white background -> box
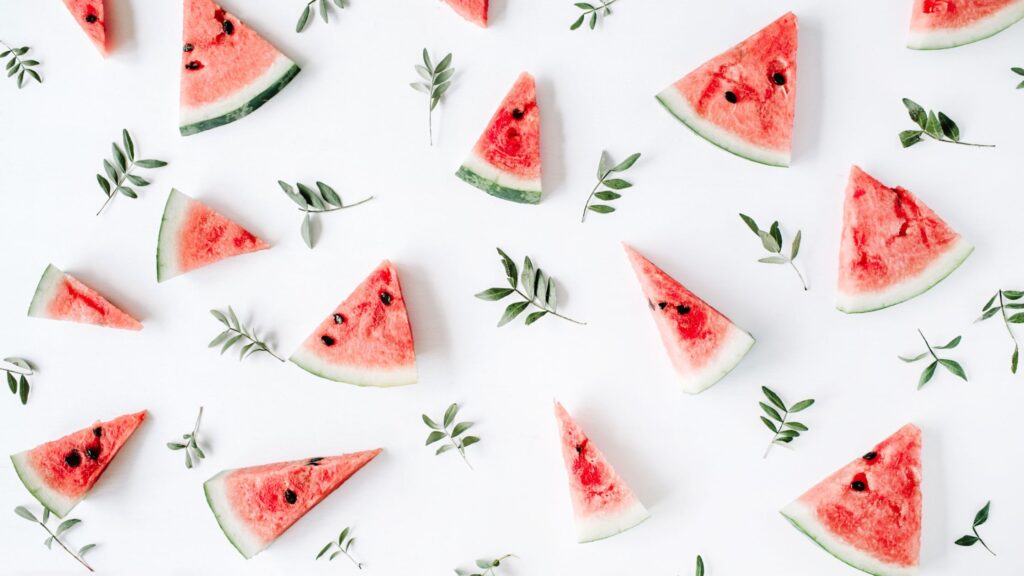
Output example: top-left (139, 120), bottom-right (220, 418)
top-left (1, 0), bottom-right (1023, 574)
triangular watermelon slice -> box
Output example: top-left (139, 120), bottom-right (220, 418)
top-left (624, 245), bottom-right (754, 394)
top-left (781, 424), bottom-right (922, 576)
top-left (554, 401), bottom-right (649, 543)
top-left (656, 13), bottom-right (798, 167)
top-left (440, 0), bottom-right (488, 27)
top-left (204, 449), bottom-right (381, 559)
top-left (837, 166), bottom-right (973, 314)
top-left (180, 0), bottom-right (301, 136)
top-left (156, 189), bottom-right (269, 282)
top-left (11, 411), bottom-right (146, 517)
top-left (28, 264), bottom-right (142, 330)
top-left (908, 0), bottom-right (1024, 49)
top-left (456, 72), bottom-right (542, 204)
top-left (290, 261), bottom-right (417, 387)
top-left (62, 0), bottom-right (109, 56)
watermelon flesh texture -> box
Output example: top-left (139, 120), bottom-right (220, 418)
top-left (157, 189), bottom-right (268, 282)
top-left (837, 166), bottom-right (973, 314)
top-left (554, 402), bottom-right (649, 543)
top-left (781, 424), bottom-right (922, 576)
top-left (656, 12), bottom-right (797, 167)
top-left (441, 0), bottom-right (488, 27)
top-left (624, 245), bottom-right (754, 394)
top-left (63, 0), bottom-right (108, 56)
top-left (27, 264), bottom-right (142, 330)
top-left (204, 449), bottom-right (381, 559)
top-left (908, 0), bottom-right (1024, 49)
top-left (456, 72), bottom-right (542, 204)
top-left (290, 260), bottom-right (417, 387)
top-left (180, 0), bottom-right (300, 136)
top-left (10, 411), bottom-right (146, 518)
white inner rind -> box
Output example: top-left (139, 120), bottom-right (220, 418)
top-left (461, 151), bottom-right (542, 194)
top-left (10, 452), bottom-right (78, 518)
top-left (156, 189), bottom-right (191, 282)
top-left (204, 471), bottom-right (266, 559)
top-left (907, 2), bottom-right (1024, 49)
top-left (27, 264), bottom-right (66, 318)
top-left (679, 325), bottom-right (756, 394)
top-left (180, 54), bottom-right (296, 127)
top-left (289, 348), bottom-right (417, 388)
top-left (576, 499), bottom-right (650, 543)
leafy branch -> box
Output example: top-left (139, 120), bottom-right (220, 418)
top-left (475, 248), bottom-right (585, 327)
top-left (899, 98), bottom-right (993, 148)
top-left (14, 506), bottom-right (96, 572)
top-left (410, 49), bottom-right (454, 145)
top-left (277, 180), bottom-right (373, 249)
top-left (977, 290), bottom-right (1024, 373)
top-left (166, 407), bottom-right (207, 469)
top-left (455, 554), bottom-right (516, 576)
top-left (316, 526), bottom-right (362, 569)
top-left (581, 151), bottom-right (640, 222)
top-left (2, 356), bottom-right (33, 405)
top-left (296, 0), bottom-right (345, 32)
top-left (1013, 67), bottom-right (1024, 90)
top-left (209, 307), bottom-right (285, 362)
top-left (759, 387), bottom-right (814, 458)
top-left (899, 329), bottom-right (967, 389)
top-left (423, 403), bottom-right (479, 469)
top-left (570, 0), bottom-right (619, 30)
top-left (739, 214), bottom-right (807, 291)
top-left (955, 501), bottom-right (995, 556)
top-left (95, 129), bottom-right (167, 215)
top-left (1, 41), bottom-right (42, 88)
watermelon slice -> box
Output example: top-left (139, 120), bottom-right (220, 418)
top-left (837, 166), bottom-right (973, 314)
top-left (656, 13), bottom-right (798, 167)
top-left (290, 261), bottom-right (417, 387)
top-left (180, 0), bottom-right (301, 136)
top-left (62, 0), bottom-right (109, 56)
top-left (908, 0), bottom-right (1024, 49)
top-left (554, 401), bottom-right (649, 542)
top-left (624, 245), bottom-right (754, 394)
top-left (11, 411), bottom-right (146, 518)
top-left (440, 0), bottom-right (488, 27)
top-left (28, 264), bottom-right (142, 330)
top-left (204, 449), bottom-right (381, 559)
top-left (781, 424), bottom-right (922, 576)
top-left (156, 189), bottom-right (269, 282)
top-left (456, 73), bottom-right (542, 204)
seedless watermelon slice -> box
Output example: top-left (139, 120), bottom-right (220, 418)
top-left (28, 264), bottom-right (142, 330)
top-left (781, 424), bottom-right (922, 576)
top-left (62, 0), bottom-right (108, 56)
top-left (656, 13), bottom-right (798, 167)
top-left (11, 411), bottom-right (146, 517)
top-left (204, 449), bottom-right (381, 559)
top-left (440, 0), bottom-right (488, 27)
top-left (908, 0), bottom-right (1024, 49)
top-left (554, 402), bottom-right (649, 542)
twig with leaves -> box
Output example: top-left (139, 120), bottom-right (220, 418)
top-left (166, 407), bottom-right (207, 469)
top-left (277, 180), bottom-right (373, 249)
top-left (95, 129), bottom-right (167, 215)
top-left (296, 0), bottom-right (345, 32)
top-left (209, 307), bottom-right (285, 362)
top-left (476, 248), bottom-right (585, 327)
top-left (455, 554), bottom-right (516, 576)
top-left (759, 386), bottom-right (814, 459)
top-left (410, 49), bottom-right (453, 145)
top-left (899, 330), bottom-right (967, 389)
top-left (14, 506), bottom-right (96, 572)
top-left (2, 356), bottom-right (33, 405)
top-left (739, 214), bottom-right (807, 291)
top-left (977, 290), bottom-right (1024, 373)
top-left (581, 151), bottom-right (640, 222)
top-left (899, 98), bottom-right (993, 148)
top-left (1012, 67), bottom-right (1024, 90)
top-left (955, 501), bottom-right (995, 556)
top-left (569, 0), bottom-right (619, 30)
top-left (695, 555), bottom-right (705, 576)
top-left (1, 41), bottom-right (42, 88)
top-left (423, 403), bottom-right (479, 469)
top-left (316, 526), bottom-right (362, 569)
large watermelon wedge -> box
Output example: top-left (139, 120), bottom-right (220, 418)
top-left (62, 0), bottom-right (109, 56)
top-left (157, 189), bottom-right (269, 282)
top-left (656, 13), bottom-right (797, 167)
top-left (554, 402), bottom-right (649, 542)
top-left (624, 244), bottom-right (754, 394)
top-left (781, 424), bottom-right (922, 576)
top-left (180, 0), bottom-right (301, 136)
top-left (456, 73), bottom-right (542, 204)
top-left (290, 261), bottom-right (417, 387)
top-left (908, 0), bottom-right (1024, 49)
top-left (11, 411), bottom-right (146, 518)
top-left (440, 0), bottom-right (488, 27)
top-left (204, 449), bottom-right (381, 559)
top-left (28, 264), bottom-right (142, 330)
top-left (837, 166), bottom-right (973, 314)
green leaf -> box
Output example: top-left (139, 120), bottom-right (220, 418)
top-left (320, 0), bottom-right (329, 23)
top-left (790, 230), bottom-right (801, 260)
top-left (758, 230), bottom-right (781, 253)
top-left (939, 359), bottom-right (967, 380)
top-left (696, 555), bottom-right (704, 576)
top-left (410, 82), bottom-right (430, 94)
top-left (436, 444), bottom-right (454, 455)
top-left (317, 542), bottom-right (333, 560)
top-left (570, 14), bottom-right (585, 30)
top-left (1013, 67), bottom-right (1024, 76)
top-left (220, 335), bottom-right (242, 355)
top-left (56, 518), bottom-right (81, 536)
top-left (117, 186), bottom-right (137, 198)
top-left (925, 110), bottom-right (942, 139)
top-left (918, 361), bottom-right (937, 389)
top-left (769, 221), bottom-right (783, 249)
top-left (602, 178), bottom-right (632, 190)
top-left (434, 68), bottom-right (455, 84)
top-left (762, 387), bottom-right (785, 411)
top-left (937, 112), bottom-right (959, 142)
top-left (899, 352), bottom-right (929, 362)
top-left (227, 307), bottom-right (240, 329)
top-left (443, 403), bottom-right (459, 428)
top-left (338, 527), bottom-right (350, 545)
top-left (122, 130), bottom-right (135, 161)
top-left (431, 81), bottom-right (452, 101)
top-left (19, 375), bottom-right (29, 405)
top-left (25, 68), bottom-right (41, 83)
top-left (774, 436), bottom-right (793, 444)
top-left (777, 429), bottom-right (800, 438)
top-left (14, 506), bottom-right (37, 522)
top-left (902, 98), bottom-right (927, 129)
top-left (208, 330), bottom-right (230, 348)
top-left (955, 535), bottom-right (979, 546)
top-left (575, 2), bottom-right (595, 7)
top-left (976, 307), bottom-right (1000, 322)
top-left (42, 508), bottom-right (49, 524)
top-left (296, 5), bottom-right (312, 32)
top-left (760, 416), bottom-right (778, 433)
top-left (210, 309), bottom-right (228, 325)
top-left (525, 310), bottom-right (547, 325)
top-left (899, 130), bottom-right (923, 148)
top-left (278, 180), bottom-right (307, 207)
top-left (422, 48), bottom-right (432, 71)
top-left (316, 181), bottom-right (343, 207)
top-left (112, 143), bottom-right (127, 172)
top-left (425, 431), bottom-right (445, 445)
top-left (475, 287), bottom-right (514, 301)
top-left (594, 191), bottom-right (621, 201)
top-left (7, 372), bottom-right (16, 393)
top-left (297, 183), bottom-right (325, 210)
top-left (435, 53), bottom-right (453, 74)
top-left (588, 204), bottom-right (615, 214)
top-left (422, 414), bottom-right (440, 430)
top-left (496, 248), bottom-right (518, 288)
top-left (135, 159), bottom-right (167, 168)
top-left (1013, 346), bottom-right (1019, 374)
top-left (973, 501), bottom-right (991, 526)
top-left (759, 402), bottom-right (783, 422)
top-left (451, 422), bottom-right (473, 437)
top-left (611, 152), bottom-right (641, 172)
top-left (1002, 290), bottom-right (1024, 300)
top-left (461, 436), bottom-right (480, 447)
top-left (934, 335), bottom-right (961, 349)
top-left (476, 559), bottom-right (492, 569)
top-left (125, 174), bottom-right (149, 186)
top-left (301, 212), bottom-right (313, 249)
top-left (103, 159), bottom-right (118, 182)
top-left (1007, 312), bottom-right (1024, 324)
top-left (520, 257), bottom-right (536, 299)
top-left (739, 213), bottom-right (759, 235)
top-left (590, 11), bottom-right (597, 28)
top-left (785, 422), bottom-right (808, 431)
top-left (758, 256), bottom-right (788, 264)
top-left (789, 399), bottom-right (815, 413)
top-left (78, 544), bottom-right (96, 557)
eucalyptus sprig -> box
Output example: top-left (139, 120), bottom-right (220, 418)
top-left (1, 41), bottom-right (42, 88)
top-left (739, 214), bottom-right (807, 291)
top-left (569, 0), bottom-right (619, 30)
top-left (455, 554), bottom-right (516, 576)
top-left (1012, 67), bottom-right (1024, 90)
top-left (166, 407), bottom-right (206, 469)
top-left (899, 98), bottom-right (994, 148)
top-left (759, 386), bottom-right (814, 459)
top-left (977, 290), bottom-right (1024, 373)
top-left (409, 49), bottom-right (453, 145)
top-left (580, 151), bottom-right (640, 222)
top-left (14, 506), bottom-right (96, 572)
top-left (277, 180), bottom-right (373, 249)
top-left (316, 526), bottom-right (362, 569)
top-left (695, 555), bottom-right (705, 576)
top-left (296, 0), bottom-right (345, 32)
top-left (2, 356), bottom-right (33, 405)
top-left (423, 403), bottom-right (479, 469)
top-left (475, 248), bottom-right (585, 327)
top-left (899, 329), bottom-right (967, 389)
top-left (95, 129), bottom-right (167, 215)
top-left (955, 501), bottom-right (995, 556)
top-left (209, 307), bottom-right (285, 362)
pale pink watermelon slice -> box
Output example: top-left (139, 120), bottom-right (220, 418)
top-left (28, 264), bottom-right (142, 330)
top-left (837, 166), bottom-right (973, 314)
top-left (624, 244), bottom-right (754, 394)
top-left (11, 411), bottom-right (146, 517)
top-left (62, 0), bottom-right (109, 56)
top-left (908, 0), bottom-right (1024, 49)
top-left (290, 261), bottom-right (417, 386)
top-left (180, 0), bottom-right (301, 136)
top-left (204, 449), bottom-right (381, 558)
top-left (440, 0), bottom-right (488, 27)
top-left (156, 189), bottom-right (269, 282)
top-left (554, 401), bottom-right (649, 542)
top-left (656, 13), bottom-right (798, 167)
top-left (781, 424), bottom-right (922, 576)
top-left (456, 73), bottom-right (542, 204)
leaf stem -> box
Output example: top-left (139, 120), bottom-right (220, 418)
top-left (997, 290), bottom-right (1021, 354)
top-left (190, 406), bottom-right (204, 441)
top-left (512, 288), bottom-right (586, 325)
top-left (581, 0), bottom-right (619, 17)
top-left (918, 329), bottom-right (937, 361)
top-left (789, 260), bottom-right (808, 291)
top-left (764, 409), bottom-right (789, 459)
top-left (294, 196), bottom-right (375, 212)
top-left (226, 326), bottom-right (285, 362)
top-left (581, 169), bottom-right (612, 223)
top-left (340, 547), bottom-right (363, 569)
top-left (36, 520), bottom-right (94, 572)
top-left (974, 526), bottom-right (996, 556)
top-left (96, 159), bottom-right (140, 216)
top-left (926, 134), bottom-right (994, 148)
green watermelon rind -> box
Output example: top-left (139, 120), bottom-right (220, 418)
top-left (179, 58), bottom-right (300, 137)
top-left (10, 452), bottom-right (77, 519)
top-left (289, 347), bottom-right (418, 388)
top-left (456, 164), bottom-right (542, 205)
top-left (907, 2), bottom-right (1024, 50)
top-left (576, 500), bottom-right (651, 543)
top-left (26, 264), bottom-right (66, 319)
top-left (155, 189), bottom-right (191, 283)
top-left (204, 471), bottom-right (264, 559)
top-left (680, 326), bottom-right (756, 394)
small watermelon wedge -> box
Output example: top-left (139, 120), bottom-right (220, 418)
top-left (28, 264), bottom-right (142, 330)
top-left (440, 0), bottom-right (488, 27)
top-left (908, 0), bottom-right (1024, 49)
top-left (554, 401), bottom-right (649, 542)
top-left (11, 411), bottom-right (146, 518)
top-left (837, 166), bottom-right (973, 314)
top-left (290, 261), bottom-right (417, 387)
top-left (456, 73), bottom-right (542, 204)
top-left (656, 13), bottom-right (798, 167)
top-left (157, 189), bottom-right (269, 282)
top-left (180, 0), bottom-right (301, 136)
top-left (62, 0), bottom-right (109, 56)
top-left (781, 424), bottom-right (922, 576)
top-left (204, 449), bottom-right (381, 559)
top-left (624, 245), bottom-right (754, 394)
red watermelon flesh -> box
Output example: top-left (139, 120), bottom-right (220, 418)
top-left (908, 0), bottom-right (1024, 49)
top-left (62, 0), bottom-right (109, 56)
top-left (27, 264), bottom-right (142, 330)
top-left (441, 0), bottom-right (488, 27)
top-left (781, 424), bottom-right (922, 576)
top-left (11, 411), bottom-right (146, 518)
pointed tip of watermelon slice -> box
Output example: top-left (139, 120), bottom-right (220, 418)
top-left (28, 264), bottom-right (143, 331)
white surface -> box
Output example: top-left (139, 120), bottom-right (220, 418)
top-left (1, 1), bottom-right (1023, 575)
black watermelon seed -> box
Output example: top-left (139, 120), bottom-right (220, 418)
top-left (724, 91), bottom-right (738, 104)
top-left (863, 451), bottom-right (878, 461)
top-left (183, 43), bottom-right (194, 52)
top-left (64, 451), bottom-right (82, 468)
top-left (512, 108), bottom-right (524, 119)
top-left (284, 489), bottom-right (297, 504)
top-left (574, 444), bottom-right (582, 454)
top-left (772, 72), bottom-right (786, 86)
top-left (658, 302), bottom-right (668, 310)
top-left (185, 61), bottom-right (202, 70)
top-left (851, 480), bottom-right (866, 492)
top-left (85, 447), bottom-right (100, 460)
top-left (333, 313), bottom-right (345, 325)
top-left (222, 20), bottom-right (234, 35)
top-left (85, 14), bottom-right (98, 23)
top-left (321, 335), bottom-right (336, 346)
top-left (307, 457), bottom-right (323, 466)
top-left (380, 292), bottom-right (393, 305)
top-left (92, 427), bottom-right (103, 437)
top-left (676, 305), bottom-right (691, 315)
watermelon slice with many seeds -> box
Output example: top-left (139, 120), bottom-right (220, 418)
top-left (11, 411), bottom-right (146, 517)
top-left (781, 424), bottom-right (922, 576)
top-left (908, 0), bottom-right (1024, 49)
top-left (440, 0), bottom-right (488, 27)
top-left (62, 0), bottom-right (109, 56)
top-left (28, 264), bottom-right (142, 330)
